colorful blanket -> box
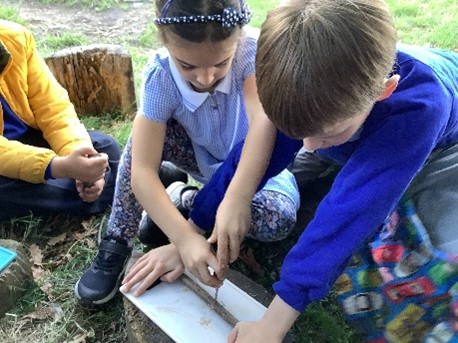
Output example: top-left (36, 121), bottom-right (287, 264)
top-left (335, 200), bottom-right (458, 343)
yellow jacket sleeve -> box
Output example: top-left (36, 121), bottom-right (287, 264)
top-left (0, 20), bottom-right (92, 183)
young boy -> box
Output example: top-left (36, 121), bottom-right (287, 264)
top-left (224, 0), bottom-right (458, 342)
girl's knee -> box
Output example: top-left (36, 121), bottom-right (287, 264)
top-left (249, 194), bottom-right (297, 241)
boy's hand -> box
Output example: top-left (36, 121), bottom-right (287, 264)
top-left (121, 244), bottom-right (185, 297)
top-left (228, 296), bottom-right (299, 343)
top-left (76, 177), bottom-right (105, 202)
top-left (208, 195), bottom-right (251, 280)
top-left (52, 146), bottom-right (108, 182)
top-left (228, 320), bottom-right (282, 343)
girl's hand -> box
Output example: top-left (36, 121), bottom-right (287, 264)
top-left (76, 177), bottom-right (105, 202)
top-left (208, 194), bottom-right (251, 279)
top-left (176, 229), bottom-right (222, 288)
top-left (120, 244), bottom-right (185, 297)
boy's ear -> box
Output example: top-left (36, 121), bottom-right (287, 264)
top-left (378, 74), bottom-right (400, 101)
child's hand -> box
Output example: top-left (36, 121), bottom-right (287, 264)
top-left (228, 296), bottom-right (299, 343)
top-left (228, 320), bottom-right (282, 343)
top-left (176, 230), bottom-right (222, 288)
top-left (75, 177), bottom-right (105, 202)
top-left (120, 244), bottom-right (185, 297)
top-left (208, 195), bottom-right (251, 279)
top-left (52, 146), bottom-right (108, 182)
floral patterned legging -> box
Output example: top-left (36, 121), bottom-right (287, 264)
top-left (107, 119), bottom-right (297, 243)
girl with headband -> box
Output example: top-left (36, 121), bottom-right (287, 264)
top-left (75, 0), bottom-right (300, 307)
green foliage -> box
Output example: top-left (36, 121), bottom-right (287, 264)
top-left (295, 300), bottom-right (362, 343)
top-left (387, 0), bottom-right (458, 51)
top-left (138, 23), bottom-right (160, 49)
top-left (0, 5), bottom-right (27, 26)
top-left (247, 0), bottom-right (280, 28)
top-left (38, 32), bottom-right (90, 56)
top-left (80, 112), bottom-right (132, 148)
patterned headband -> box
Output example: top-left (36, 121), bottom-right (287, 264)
top-left (154, 0), bottom-right (252, 28)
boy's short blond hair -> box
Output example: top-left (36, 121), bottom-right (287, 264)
top-left (256, 0), bottom-right (397, 138)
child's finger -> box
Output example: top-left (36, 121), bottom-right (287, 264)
top-left (133, 273), bottom-right (159, 296)
top-left (202, 258), bottom-right (223, 287)
top-left (227, 326), bottom-right (239, 343)
top-left (229, 236), bottom-right (242, 263)
top-left (207, 230), bottom-right (217, 244)
top-left (122, 259), bottom-right (148, 284)
top-left (159, 268), bottom-right (183, 283)
top-left (123, 267), bottom-right (158, 295)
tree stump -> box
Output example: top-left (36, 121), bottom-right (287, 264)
top-left (45, 44), bottom-right (137, 118)
top-left (0, 239), bottom-right (33, 319)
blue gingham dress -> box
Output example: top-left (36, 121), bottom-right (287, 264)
top-left (140, 31), bottom-right (299, 209)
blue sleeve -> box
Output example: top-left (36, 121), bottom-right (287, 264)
top-left (44, 159), bottom-right (54, 180)
top-left (189, 131), bottom-right (302, 231)
top-left (273, 59), bottom-right (454, 311)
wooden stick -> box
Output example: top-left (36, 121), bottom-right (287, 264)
top-left (180, 274), bottom-right (239, 327)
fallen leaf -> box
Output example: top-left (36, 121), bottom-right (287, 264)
top-left (29, 244), bottom-right (43, 266)
top-left (40, 282), bottom-right (53, 296)
top-left (47, 232), bottom-right (67, 246)
top-left (31, 265), bottom-right (44, 281)
top-left (20, 305), bottom-right (55, 321)
top-left (81, 219), bottom-right (98, 234)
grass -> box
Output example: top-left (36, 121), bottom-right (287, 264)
top-left (388, 0), bottom-right (458, 51)
top-left (0, 0), bottom-right (456, 342)
top-left (40, 32), bottom-right (90, 52)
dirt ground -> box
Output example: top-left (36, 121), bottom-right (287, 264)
top-left (0, 0), bottom-right (155, 44)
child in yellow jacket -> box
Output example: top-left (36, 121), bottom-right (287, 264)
top-left (0, 20), bottom-right (120, 220)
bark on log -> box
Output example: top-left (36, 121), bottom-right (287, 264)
top-left (45, 44), bottom-right (137, 118)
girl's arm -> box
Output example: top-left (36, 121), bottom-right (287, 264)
top-left (131, 115), bottom-right (220, 287)
top-left (208, 75), bottom-right (276, 275)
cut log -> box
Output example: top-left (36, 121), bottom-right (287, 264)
top-left (45, 44), bottom-right (137, 118)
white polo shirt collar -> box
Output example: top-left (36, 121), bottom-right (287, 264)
top-left (169, 57), bottom-right (232, 112)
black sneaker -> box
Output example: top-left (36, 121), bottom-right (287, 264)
top-left (159, 161), bottom-right (188, 188)
top-left (138, 181), bottom-right (198, 246)
top-left (74, 236), bottom-right (132, 305)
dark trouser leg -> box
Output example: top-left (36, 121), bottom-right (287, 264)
top-left (0, 130), bottom-right (120, 221)
top-left (289, 148), bottom-right (340, 205)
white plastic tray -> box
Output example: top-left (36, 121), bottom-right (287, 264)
top-left (122, 271), bottom-right (266, 343)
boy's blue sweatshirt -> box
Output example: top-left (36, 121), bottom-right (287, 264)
top-left (189, 44), bottom-right (458, 312)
